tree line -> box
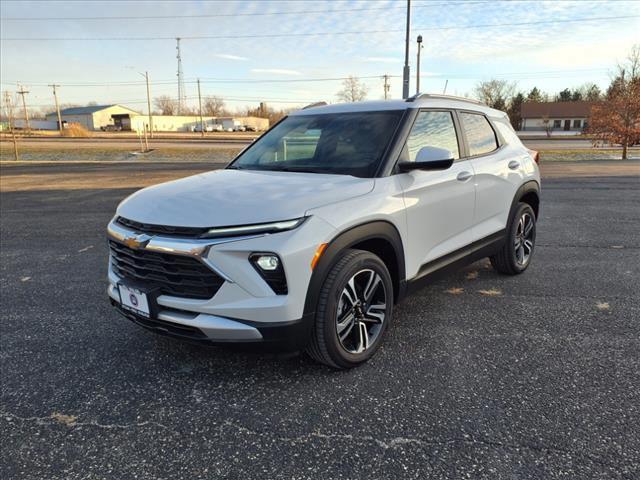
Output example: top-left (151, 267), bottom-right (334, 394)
top-left (476, 46), bottom-right (639, 158)
top-left (474, 80), bottom-right (604, 131)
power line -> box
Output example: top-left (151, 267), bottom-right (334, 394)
top-left (2, 15), bottom-right (637, 41)
top-left (1, 69), bottom-right (609, 89)
top-left (0, 75), bottom-right (400, 87)
top-left (0, 2), bottom-right (488, 21)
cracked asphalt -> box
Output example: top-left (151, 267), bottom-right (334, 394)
top-left (1, 161), bottom-right (639, 479)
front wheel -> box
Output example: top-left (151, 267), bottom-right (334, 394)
top-left (490, 202), bottom-right (537, 275)
top-left (306, 249), bottom-right (393, 369)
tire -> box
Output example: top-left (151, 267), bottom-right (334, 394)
top-left (490, 202), bottom-right (537, 275)
top-left (306, 249), bottom-right (394, 369)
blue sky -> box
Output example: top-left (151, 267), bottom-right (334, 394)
top-left (1, 0), bottom-right (639, 113)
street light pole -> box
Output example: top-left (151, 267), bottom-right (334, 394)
top-left (197, 78), bottom-right (204, 137)
top-left (402, 0), bottom-right (411, 99)
top-left (144, 71), bottom-right (153, 138)
top-left (416, 35), bottom-right (423, 94)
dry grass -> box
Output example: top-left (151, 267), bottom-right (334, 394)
top-left (445, 287), bottom-right (464, 295)
top-left (61, 123), bottom-right (92, 138)
top-left (478, 288), bottom-right (503, 297)
top-left (51, 412), bottom-right (78, 426)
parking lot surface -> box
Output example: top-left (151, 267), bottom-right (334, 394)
top-left (1, 162), bottom-right (639, 479)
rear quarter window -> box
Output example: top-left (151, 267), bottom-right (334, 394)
top-left (494, 119), bottom-right (522, 146)
top-left (460, 112), bottom-right (498, 156)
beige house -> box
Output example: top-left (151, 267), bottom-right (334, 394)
top-left (46, 104), bottom-right (140, 131)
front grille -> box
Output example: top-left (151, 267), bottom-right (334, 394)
top-left (109, 240), bottom-right (223, 300)
top-left (116, 216), bottom-right (210, 238)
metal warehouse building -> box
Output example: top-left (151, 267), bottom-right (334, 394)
top-left (46, 104), bottom-right (270, 132)
top-left (46, 104), bottom-right (141, 131)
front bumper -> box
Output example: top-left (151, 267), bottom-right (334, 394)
top-left (106, 216), bottom-right (333, 348)
top-left (109, 291), bottom-right (313, 349)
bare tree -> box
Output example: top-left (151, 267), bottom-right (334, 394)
top-left (587, 45), bottom-right (640, 159)
top-left (577, 83), bottom-right (602, 102)
top-left (474, 79), bottom-right (516, 110)
top-left (153, 95), bottom-right (178, 115)
top-left (336, 76), bottom-right (368, 102)
top-left (203, 96), bottom-right (227, 116)
top-left (245, 102), bottom-right (291, 125)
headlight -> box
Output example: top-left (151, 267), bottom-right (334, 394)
top-left (199, 217), bottom-right (307, 239)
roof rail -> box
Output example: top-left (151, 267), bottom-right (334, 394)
top-left (302, 101), bottom-right (328, 110)
top-left (406, 93), bottom-right (485, 106)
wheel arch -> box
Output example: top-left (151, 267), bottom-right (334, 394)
top-left (303, 220), bottom-right (406, 317)
top-left (512, 180), bottom-right (540, 219)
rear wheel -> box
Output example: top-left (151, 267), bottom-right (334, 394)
top-left (490, 202), bottom-right (536, 275)
top-left (306, 249), bottom-right (393, 369)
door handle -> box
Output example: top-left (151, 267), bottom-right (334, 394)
top-left (456, 171), bottom-right (473, 182)
top-left (508, 160), bottom-right (520, 170)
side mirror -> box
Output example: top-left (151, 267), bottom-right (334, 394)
top-left (398, 146), bottom-right (454, 172)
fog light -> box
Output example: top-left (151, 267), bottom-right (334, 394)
top-left (255, 255), bottom-right (279, 271)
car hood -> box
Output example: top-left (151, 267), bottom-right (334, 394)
top-left (117, 169), bottom-right (374, 227)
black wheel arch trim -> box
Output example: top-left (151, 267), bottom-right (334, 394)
top-left (302, 220), bottom-right (406, 318)
top-left (510, 180), bottom-right (541, 219)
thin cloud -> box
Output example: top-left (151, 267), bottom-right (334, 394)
top-left (362, 56), bottom-right (399, 64)
top-left (214, 53), bottom-right (249, 61)
top-left (251, 68), bottom-right (302, 76)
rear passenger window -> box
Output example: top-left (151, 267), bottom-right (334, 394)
top-left (460, 112), bottom-right (498, 156)
top-left (404, 111), bottom-right (459, 161)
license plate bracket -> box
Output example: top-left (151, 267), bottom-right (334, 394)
top-left (117, 282), bottom-right (160, 318)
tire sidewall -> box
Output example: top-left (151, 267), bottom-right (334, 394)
top-left (320, 252), bottom-right (393, 368)
top-left (507, 203), bottom-right (536, 273)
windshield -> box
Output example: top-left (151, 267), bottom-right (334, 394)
top-left (228, 110), bottom-right (404, 177)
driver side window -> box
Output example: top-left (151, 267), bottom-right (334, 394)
top-left (402, 110), bottom-right (460, 162)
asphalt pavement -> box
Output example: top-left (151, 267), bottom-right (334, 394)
top-left (1, 163), bottom-right (639, 479)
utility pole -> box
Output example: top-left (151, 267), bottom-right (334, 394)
top-left (443, 79), bottom-right (449, 94)
top-left (144, 71), bottom-right (153, 138)
top-left (16, 85), bottom-right (31, 134)
top-left (402, 0), bottom-right (411, 99)
top-left (48, 84), bottom-right (63, 134)
top-left (416, 35), bottom-right (423, 94)
top-left (176, 37), bottom-right (186, 114)
top-left (3, 91), bottom-right (19, 161)
top-left (197, 78), bottom-right (204, 137)
top-left (382, 74), bottom-right (391, 100)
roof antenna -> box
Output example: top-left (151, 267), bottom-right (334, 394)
top-left (443, 79), bottom-right (448, 95)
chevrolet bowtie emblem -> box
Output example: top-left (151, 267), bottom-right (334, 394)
top-left (123, 233), bottom-right (152, 249)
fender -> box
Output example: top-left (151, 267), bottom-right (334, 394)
top-left (509, 180), bottom-right (541, 219)
top-left (302, 221), bottom-right (406, 318)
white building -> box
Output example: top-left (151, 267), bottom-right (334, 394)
top-left (45, 103), bottom-right (270, 132)
top-left (45, 104), bottom-right (141, 131)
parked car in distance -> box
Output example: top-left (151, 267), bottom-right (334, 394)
top-left (107, 94), bottom-right (541, 368)
top-left (191, 124), bottom-right (215, 133)
top-left (101, 124), bottom-right (122, 132)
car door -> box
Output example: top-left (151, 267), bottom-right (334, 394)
top-left (397, 109), bottom-right (476, 278)
top-left (459, 111), bottom-right (526, 239)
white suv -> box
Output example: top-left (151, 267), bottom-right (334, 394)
top-left (107, 94), bottom-right (540, 368)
